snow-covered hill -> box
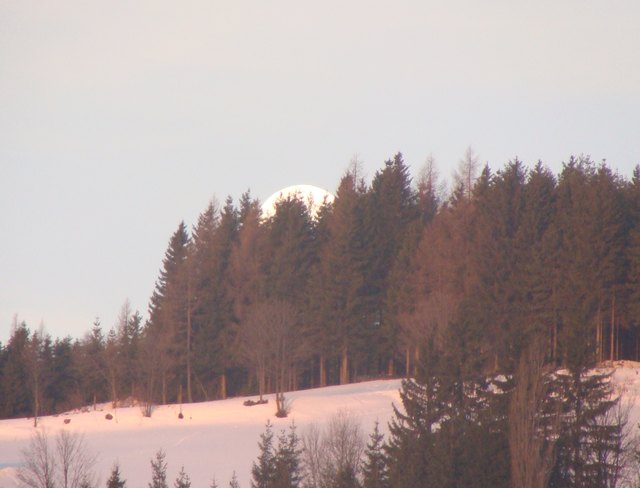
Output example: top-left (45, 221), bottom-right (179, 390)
top-left (3, 363), bottom-right (640, 488)
top-left (0, 380), bottom-right (402, 488)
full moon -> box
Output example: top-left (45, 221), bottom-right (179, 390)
top-left (261, 184), bottom-right (335, 219)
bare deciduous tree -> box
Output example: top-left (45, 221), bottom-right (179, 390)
top-left (18, 430), bottom-right (95, 488)
top-left (302, 410), bottom-right (365, 487)
top-left (453, 146), bottom-right (480, 202)
top-left (18, 430), bottom-right (55, 488)
top-left (237, 300), bottom-right (303, 415)
top-left (56, 431), bottom-right (97, 488)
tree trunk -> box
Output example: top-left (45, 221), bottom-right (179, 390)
top-left (340, 347), bottom-right (349, 385)
top-left (319, 355), bottom-right (327, 387)
top-left (110, 368), bottom-right (118, 408)
top-left (616, 318), bottom-right (620, 361)
top-left (405, 348), bottom-right (410, 378)
top-left (596, 305), bottom-right (602, 363)
top-left (219, 373), bottom-right (227, 400)
top-left (186, 305), bottom-right (192, 404)
top-left (258, 366), bottom-right (265, 401)
top-left (610, 295), bottom-right (616, 362)
top-left (162, 372), bottom-right (167, 405)
top-left (387, 358), bottom-right (394, 377)
top-left (33, 378), bottom-right (39, 428)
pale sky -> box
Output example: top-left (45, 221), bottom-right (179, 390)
top-left (1, 1), bottom-right (639, 343)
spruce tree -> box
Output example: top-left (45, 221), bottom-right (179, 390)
top-left (364, 153), bottom-right (417, 376)
top-left (1, 321), bottom-right (30, 418)
top-left (361, 422), bottom-right (389, 488)
top-left (549, 368), bottom-right (624, 488)
top-left (190, 196), bottom-right (242, 400)
top-left (149, 449), bottom-right (168, 488)
top-left (251, 421), bottom-right (275, 488)
top-left (107, 464), bottom-right (126, 488)
top-left (174, 467), bottom-right (191, 488)
top-left (273, 423), bottom-right (303, 488)
top-left (264, 193), bottom-right (315, 307)
top-left (314, 167), bottom-right (368, 385)
top-left (146, 221), bottom-right (191, 404)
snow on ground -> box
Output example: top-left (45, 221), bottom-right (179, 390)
top-left (4, 363), bottom-right (640, 488)
top-left (0, 380), bottom-right (402, 488)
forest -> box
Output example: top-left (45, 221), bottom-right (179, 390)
top-left (4, 151), bottom-right (640, 486)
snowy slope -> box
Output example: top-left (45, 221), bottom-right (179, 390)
top-left (3, 363), bottom-right (640, 488)
top-left (0, 380), bottom-right (401, 488)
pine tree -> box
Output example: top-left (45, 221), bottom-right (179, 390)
top-left (361, 422), bottom-right (389, 488)
top-left (251, 421), bottom-right (276, 488)
top-left (174, 467), bottom-right (191, 488)
top-left (107, 464), bottom-right (126, 488)
top-left (149, 449), bottom-right (168, 488)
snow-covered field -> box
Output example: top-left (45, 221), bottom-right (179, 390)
top-left (0, 379), bottom-right (402, 488)
top-left (3, 363), bottom-right (640, 488)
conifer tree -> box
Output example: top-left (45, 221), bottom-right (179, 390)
top-left (625, 165), bottom-right (640, 360)
top-left (264, 193), bottom-right (315, 306)
top-left (468, 159), bottom-right (527, 371)
top-left (107, 464), bottom-right (126, 488)
top-left (364, 153), bottom-right (417, 376)
top-left (149, 449), bottom-right (168, 488)
top-left (77, 318), bottom-right (108, 407)
top-left (1, 322), bottom-right (31, 419)
top-left (314, 167), bottom-right (368, 385)
top-left (229, 472), bottom-right (240, 488)
top-left (146, 222), bottom-right (191, 404)
top-left (516, 162), bottom-right (557, 358)
top-left (26, 326), bottom-right (50, 427)
top-left (361, 422), bottom-right (389, 488)
top-left (174, 467), bottom-right (191, 488)
top-left (548, 368), bottom-right (624, 487)
top-left (251, 421), bottom-right (275, 488)
top-left (273, 423), bottom-right (303, 488)
top-left (190, 198), bottom-right (235, 401)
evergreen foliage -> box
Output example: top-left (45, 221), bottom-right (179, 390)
top-left (251, 421), bottom-right (276, 488)
top-left (361, 422), bottom-right (389, 488)
top-left (174, 467), bottom-right (191, 488)
top-left (149, 449), bottom-right (168, 488)
top-left (229, 472), bottom-right (240, 488)
top-left (273, 424), bottom-right (303, 488)
top-left (4, 152), bottom-right (640, 486)
top-left (107, 464), bottom-right (126, 488)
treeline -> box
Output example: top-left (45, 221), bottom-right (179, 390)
top-left (2, 151), bottom-right (640, 419)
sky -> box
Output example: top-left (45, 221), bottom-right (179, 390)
top-left (1, 0), bottom-right (639, 344)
